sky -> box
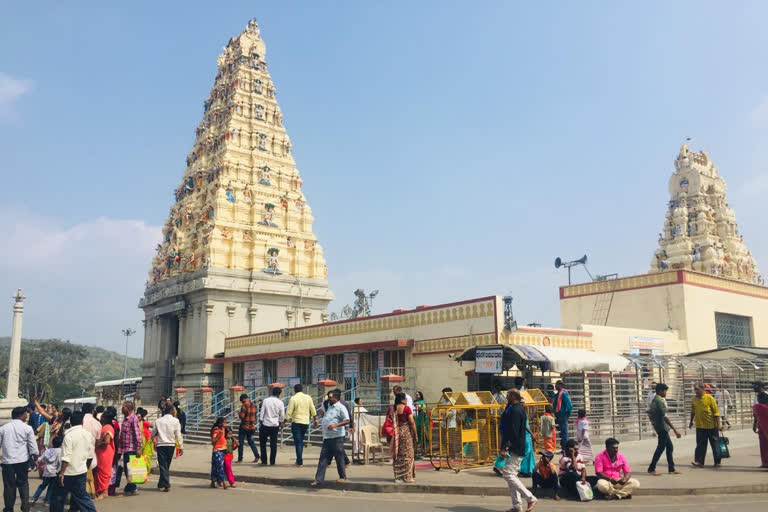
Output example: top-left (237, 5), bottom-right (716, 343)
top-left (1, 2), bottom-right (767, 357)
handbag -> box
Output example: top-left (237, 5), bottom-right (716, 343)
top-left (127, 455), bottom-right (148, 484)
top-left (381, 408), bottom-right (394, 438)
top-left (718, 436), bottom-right (730, 458)
top-left (576, 481), bottom-right (594, 501)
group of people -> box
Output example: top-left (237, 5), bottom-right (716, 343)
top-left (0, 398), bottom-right (185, 512)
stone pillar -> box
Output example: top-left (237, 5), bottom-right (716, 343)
top-left (174, 387), bottom-right (188, 410)
top-left (7, 289), bottom-right (24, 400)
top-left (0, 289), bottom-right (29, 422)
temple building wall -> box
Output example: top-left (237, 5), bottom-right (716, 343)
top-left (560, 270), bottom-right (768, 353)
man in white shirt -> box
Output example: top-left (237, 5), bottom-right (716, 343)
top-left (50, 411), bottom-right (96, 512)
top-left (152, 403), bottom-right (183, 491)
top-left (392, 385), bottom-right (414, 410)
top-left (0, 406), bottom-right (38, 512)
top-left (259, 387), bottom-right (285, 466)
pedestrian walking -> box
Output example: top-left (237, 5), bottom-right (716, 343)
top-left (0, 406), bottom-right (38, 512)
top-left (310, 389), bottom-right (350, 487)
top-left (575, 409), bottom-right (593, 463)
top-left (713, 386), bottom-right (733, 430)
top-left (499, 389), bottom-right (538, 512)
top-left (31, 435), bottom-right (61, 505)
top-left (690, 383), bottom-right (722, 467)
top-left (223, 428), bottom-right (237, 487)
top-left (752, 392), bottom-right (768, 468)
top-left (152, 403), bottom-right (183, 492)
top-left (285, 384), bottom-right (316, 468)
top-left (210, 417), bottom-right (229, 489)
top-left (116, 401), bottom-right (142, 496)
top-left (236, 394), bottom-right (260, 463)
top-left (259, 387), bottom-right (285, 466)
top-left (553, 380), bottom-right (572, 451)
top-left (94, 408), bottom-right (116, 500)
top-left (50, 411), bottom-right (97, 512)
top-left (647, 382), bottom-right (682, 475)
top-left (389, 393), bottom-right (417, 482)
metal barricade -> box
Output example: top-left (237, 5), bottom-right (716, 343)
top-left (429, 391), bottom-right (503, 472)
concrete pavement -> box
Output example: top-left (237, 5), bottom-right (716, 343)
top-left (163, 428), bottom-right (768, 496)
top-left (87, 477), bottom-right (768, 512)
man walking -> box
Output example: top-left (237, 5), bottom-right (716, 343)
top-left (236, 393), bottom-right (260, 463)
top-left (553, 380), bottom-right (572, 450)
top-left (690, 383), bottom-right (722, 467)
top-left (259, 387), bottom-right (285, 466)
top-left (311, 389), bottom-right (350, 487)
top-left (647, 383), bottom-right (682, 475)
top-left (117, 401), bottom-right (142, 496)
top-left (0, 406), bottom-right (38, 512)
top-left (152, 403), bottom-right (183, 491)
top-left (51, 412), bottom-right (96, 512)
top-left (81, 403), bottom-right (101, 500)
top-left (499, 389), bottom-right (538, 512)
top-left (286, 384), bottom-right (316, 467)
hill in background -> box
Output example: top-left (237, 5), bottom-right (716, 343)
top-left (0, 337), bottom-right (142, 401)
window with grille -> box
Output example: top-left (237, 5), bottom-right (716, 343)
top-left (233, 362), bottom-right (244, 385)
top-left (715, 312), bottom-right (752, 348)
top-left (264, 360), bottom-right (277, 384)
top-left (326, 354), bottom-right (343, 376)
top-left (384, 349), bottom-right (405, 369)
top-left (297, 357), bottom-right (312, 385)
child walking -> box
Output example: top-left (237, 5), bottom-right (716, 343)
top-left (224, 427), bottom-right (239, 488)
top-left (210, 417), bottom-right (229, 489)
top-left (31, 435), bottom-right (62, 505)
top-left (575, 409), bottom-right (593, 463)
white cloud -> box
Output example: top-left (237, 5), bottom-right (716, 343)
top-left (0, 209), bottom-right (160, 355)
top-left (0, 73), bottom-right (33, 120)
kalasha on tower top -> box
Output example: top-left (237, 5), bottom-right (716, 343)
top-left (650, 145), bottom-right (762, 285)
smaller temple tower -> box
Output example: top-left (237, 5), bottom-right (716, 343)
top-left (650, 145), bottom-right (762, 285)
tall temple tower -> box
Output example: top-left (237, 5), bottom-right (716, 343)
top-left (650, 145), bottom-right (762, 285)
top-left (139, 19), bottom-right (334, 400)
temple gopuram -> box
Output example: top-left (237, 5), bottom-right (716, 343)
top-left (651, 145), bottom-right (762, 285)
top-left (139, 19), bottom-right (334, 400)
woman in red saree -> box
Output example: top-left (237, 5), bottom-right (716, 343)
top-left (389, 393), bottom-right (417, 483)
top-left (94, 409), bottom-right (116, 500)
top-left (753, 392), bottom-right (768, 468)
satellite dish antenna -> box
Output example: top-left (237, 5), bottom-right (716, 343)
top-left (554, 257), bottom-right (563, 269)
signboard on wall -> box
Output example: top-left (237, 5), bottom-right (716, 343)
top-left (628, 336), bottom-right (664, 356)
top-left (343, 352), bottom-right (359, 378)
top-left (475, 346), bottom-right (503, 374)
top-left (244, 360), bottom-right (263, 387)
top-left (277, 357), bottom-right (297, 379)
top-left (311, 354), bottom-right (325, 384)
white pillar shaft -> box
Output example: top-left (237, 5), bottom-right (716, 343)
top-left (7, 297), bottom-right (24, 400)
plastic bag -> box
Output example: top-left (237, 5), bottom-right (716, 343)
top-left (576, 481), bottom-right (593, 501)
top-left (718, 436), bottom-right (730, 458)
top-left (493, 454), bottom-right (507, 470)
top-left (127, 455), bottom-right (148, 484)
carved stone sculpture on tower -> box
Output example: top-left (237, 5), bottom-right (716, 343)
top-left (650, 145), bottom-right (763, 285)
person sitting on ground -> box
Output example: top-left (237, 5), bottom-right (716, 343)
top-left (558, 439), bottom-right (585, 498)
top-left (594, 438), bottom-right (640, 500)
top-left (532, 450), bottom-right (560, 501)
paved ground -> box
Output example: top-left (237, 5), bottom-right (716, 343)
top-left (85, 477), bottom-right (768, 512)
top-left (165, 428), bottom-right (767, 495)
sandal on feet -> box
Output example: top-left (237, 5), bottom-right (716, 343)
top-left (648, 471), bottom-right (662, 476)
top-left (309, 481), bottom-right (319, 487)
top-left (526, 499), bottom-right (538, 512)
top-left (669, 470), bottom-right (682, 474)
top-left (691, 461), bottom-right (703, 467)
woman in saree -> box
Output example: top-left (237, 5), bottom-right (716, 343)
top-left (94, 409), bottom-right (116, 500)
top-left (389, 393), bottom-right (417, 483)
top-left (137, 408), bottom-right (155, 474)
top-left (414, 391), bottom-right (429, 455)
top-left (754, 392), bottom-right (768, 469)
